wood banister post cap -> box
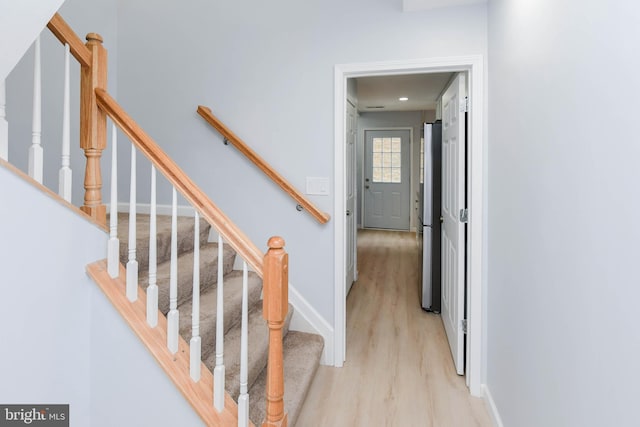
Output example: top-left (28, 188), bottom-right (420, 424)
top-left (268, 236), bottom-right (285, 250)
top-left (85, 33), bottom-right (103, 44)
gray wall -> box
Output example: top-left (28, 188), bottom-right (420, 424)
top-left (114, 0), bottom-right (487, 325)
top-left (486, 0), bottom-right (640, 425)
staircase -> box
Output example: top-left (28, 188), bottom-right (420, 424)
top-left (2, 10), bottom-right (329, 425)
top-left (115, 213), bottom-right (324, 426)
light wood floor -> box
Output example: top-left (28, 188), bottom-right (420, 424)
top-left (296, 229), bottom-right (492, 427)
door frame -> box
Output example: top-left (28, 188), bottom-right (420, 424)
top-left (360, 127), bottom-right (414, 231)
top-left (333, 55), bottom-right (485, 397)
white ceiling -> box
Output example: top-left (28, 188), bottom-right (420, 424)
top-left (403, 0), bottom-right (487, 12)
top-left (354, 72), bottom-right (453, 112)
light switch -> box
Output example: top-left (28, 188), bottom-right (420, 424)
top-left (306, 177), bottom-right (330, 196)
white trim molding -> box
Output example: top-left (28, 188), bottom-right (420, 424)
top-left (483, 384), bottom-right (504, 427)
top-left (288, 284), bottom-right (334, 366)
top-left (334, 56), bottom-right (486, 393)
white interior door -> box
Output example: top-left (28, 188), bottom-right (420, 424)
top-left (441, 73), bottom-right (467, 375)
top-left (363, 130), bottom-right (411, 230)
top-left (346, 100), bottom-right (357, 295)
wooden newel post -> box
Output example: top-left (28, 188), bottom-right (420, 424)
top-left (262, 236), bottom-right (289, 427)
top-left (79, 32), bottom-right (107, 225)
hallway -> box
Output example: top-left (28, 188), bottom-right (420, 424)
top-left (296, 229), bottom-right (491, 426)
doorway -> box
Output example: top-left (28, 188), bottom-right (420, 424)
top-left (363, 129), bottom-right (411, 230)
top-left (333, 56), bottom-right (485, 397)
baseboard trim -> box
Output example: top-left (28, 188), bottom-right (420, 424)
top-left (483, 384), bottom-right (504, 427)
top-left (116, 202), bottom-right (196, 217)
top-left (288, 284), bottom-right (334, 366)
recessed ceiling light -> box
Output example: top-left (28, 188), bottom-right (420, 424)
top-left (399, 97), bottom-right (409, 101)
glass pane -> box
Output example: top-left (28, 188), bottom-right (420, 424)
top-left (382, 153), bottom-right (392, 168)
top-left (392, 168), bottom-right (401, 183)
top-left (372, 167), bottom-right (382, 182)
top-left (392, 138), bottom-right (401, 152)
top-left (372, 152), bottom-right (382, 168)
top-left (382, 169), bottom-right (392, 182)
top-left (373, 138), bottom-right (382, 152)
top-left (382, 138), bottom-right (392, 152)
top-left (391, 153), bottom-right (401, 168)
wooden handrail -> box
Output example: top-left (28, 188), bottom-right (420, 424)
top-left (197, 106), bottom-right (331, 225)
top-left (96, 89), bottom-right (264, 274)
top-left (47, 13), bottom-right (92, 68)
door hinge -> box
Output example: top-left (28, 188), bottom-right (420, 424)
top-left (459, 208), bottom-right (469, 223)
top-left (460, 96), bottom-right (469, 113)
top-left (461, 319), bottom-right (468, 334)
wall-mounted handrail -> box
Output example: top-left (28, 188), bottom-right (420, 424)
top-left (97, 89), bottom-right (264, 274)
top-left (197, 106), bottom-right (331, 225)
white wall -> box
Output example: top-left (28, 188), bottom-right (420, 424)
top-left (486, 1), bottom-right (640, 425)
top-left (5, 0), bottom-right (118, 207)
top-left (114, 0), bottom-right (487, 328)
top-left (90, 287), bottom-right (204, 427)
top-left (0, 165), bottom-right (105, 426)
top-left (0, 0), bottom-right (65, 80)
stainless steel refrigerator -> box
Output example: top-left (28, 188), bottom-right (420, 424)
top-left (418, 121), bottom-right (442, 312)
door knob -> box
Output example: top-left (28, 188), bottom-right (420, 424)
top-left (365, 178), bottom-right (370, 182)
top-left (365, 185), bottom-right (370, 189)
top-left (440, 216), bottom-right (444, 223)
top-left (346, 210), bottom-right (351, 216)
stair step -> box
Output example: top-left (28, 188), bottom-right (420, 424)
top-left (116, 213), bottom-right (211, 271)
top-left (248, 331), bottom-right (324, 426)
top-left (138, 242), bottom-right (236, 314)
top-left (204, 301), bottom-right (293, 401)
top-left (178, 270), bottom-right (263, 361)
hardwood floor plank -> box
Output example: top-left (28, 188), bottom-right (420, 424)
top-left (296, 230), bottom-right (492, 427)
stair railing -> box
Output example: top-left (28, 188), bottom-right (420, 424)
top-left (48, 14), bottom-right (108, 221)
top-left (197, 105), bottom-right (331, 225)
top-left (5, 12), bottom-right (290, 427)
top-left (98, 87), bottom-right (289, 427)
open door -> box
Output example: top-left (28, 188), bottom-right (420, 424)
top-left (345, 100), bottom-right (357, 295)
top-left (440, 73), bottom-right (467, 375)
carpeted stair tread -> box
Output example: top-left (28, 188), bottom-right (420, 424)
top-left (205, 301), bottom-right (293, 400)
top-left (177, 270), bottom-right (263, 360)
top-left (138, 242), bottom-right (236, 314)
top-left (248, 331), bottom-right (324, 426)
top-left (116, 213), bottom-right (211, 271)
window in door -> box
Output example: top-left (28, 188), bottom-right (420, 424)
top-left (372, 137), bottom-right (402, 183)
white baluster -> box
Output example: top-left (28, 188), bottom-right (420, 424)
top-left (213, 234), bottom-right (225, 412)
top-left (190, 211), bottom-right (201, 381)
top-left (0, 80), bottom-right (8, 161)
top-left (126, 143), bottom-right (138, 301)
top-left (147, 166), bottom-right (158, 327)
top-left (107, 124), bottom-right (119, 278)
top-left (58, 44), bottom-right (72, 201)
top-left (237, 260), bottom-right (249, 427)
top-left (167, 187), bottom-right (179, 354)
top-left (28, 36), bottom-right (43, 183)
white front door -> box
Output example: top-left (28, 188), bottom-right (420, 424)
top-left (363, 130), bottom-right (411, 230)
top-left (441, 73), bottom-right (467, 375)
top-left (346, 100), bottom-right (357, 295)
